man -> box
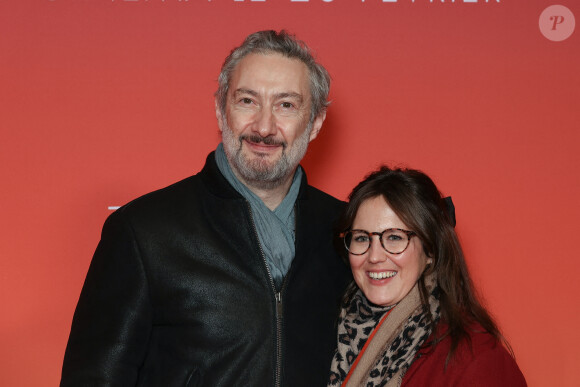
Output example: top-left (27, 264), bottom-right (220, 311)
top-left (61, 30), bottom-right (351, 386)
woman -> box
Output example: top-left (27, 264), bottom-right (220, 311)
top-left (328, 166), bottom-right (526, 387)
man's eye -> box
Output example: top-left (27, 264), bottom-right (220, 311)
top-left (241, 98), bottom-right (253, 104)
top-left (280, 102), bottom-right (294, 109)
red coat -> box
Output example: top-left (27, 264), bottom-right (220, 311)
top-left (402, 324), bottom-right (527, 387)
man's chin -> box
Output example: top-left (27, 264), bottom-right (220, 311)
top-left (244, 160), bottom-right (281, 178)
top-left (235, 156), bottom-right (291, 184)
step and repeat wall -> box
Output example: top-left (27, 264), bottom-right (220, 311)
top-left (1, 1), bottom-right (578, 386)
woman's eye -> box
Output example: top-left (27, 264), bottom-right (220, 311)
top-left (386, 234), bottom-right (403, 241)
top-left (353, 235), bottom-right (369, 243)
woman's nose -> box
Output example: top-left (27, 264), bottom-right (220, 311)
top-left (367, 236), bottom-right (387, 264)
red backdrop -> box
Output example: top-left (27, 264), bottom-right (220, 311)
top-left (1, 1), bottom-right (579, 386)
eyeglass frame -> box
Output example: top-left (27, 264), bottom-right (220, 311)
top-left (339, 228), bottom-right (417, 256)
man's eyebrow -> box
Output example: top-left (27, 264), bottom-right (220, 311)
top-left (274, 92), bottom-right (303, 103)
top-left (233, 88), bottom-right (259, 98)
top-left (233, 89), bottom-right (304, 102)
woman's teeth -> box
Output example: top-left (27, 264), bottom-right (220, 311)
top-left (368, 271), bottom-right (396, 280)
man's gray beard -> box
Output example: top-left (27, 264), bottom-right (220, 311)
top-left (221, 119), bottom-right (312, 190)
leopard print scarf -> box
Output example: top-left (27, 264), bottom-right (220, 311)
top-left (328, 275), bottom-right (440, 387)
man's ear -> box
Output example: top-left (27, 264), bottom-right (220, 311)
top-left (215, 99), bottom-right (224, 132)
top-left (308, 110), bottom-right (326, 142)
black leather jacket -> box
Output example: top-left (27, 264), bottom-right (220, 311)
top-left (61, 152), bottom-right (351, 386)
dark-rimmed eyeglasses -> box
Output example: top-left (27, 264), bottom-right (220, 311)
top-left (340, 228), bottom-right (416, 255)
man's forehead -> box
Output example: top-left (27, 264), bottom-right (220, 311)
top-left (228, 52), bottom-right (310, 95)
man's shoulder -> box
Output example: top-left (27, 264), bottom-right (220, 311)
top-left (90, 173), bottom-right (207, 243)
top-left (300, 183), bottom-right (345, 215)
top-left (123, 174), bottom-right (201, 212)
top-left (116, 152), bottom-right (229, 216)
top-left (98, 175), bottom-right (203, 232)
top-left (302, 183), bottom-right (344, 206)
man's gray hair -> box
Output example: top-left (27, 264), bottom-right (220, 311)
top-left (215, 30), bottom-right (331, 123)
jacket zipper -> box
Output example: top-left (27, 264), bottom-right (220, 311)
top-left (246, 202), bottom-right (284, 387)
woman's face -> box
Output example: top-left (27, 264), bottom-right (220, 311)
top-left (349, 196), bottom-right (429, 307)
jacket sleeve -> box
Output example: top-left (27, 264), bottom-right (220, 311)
top-left (61, 210), bottom-right (152, 387)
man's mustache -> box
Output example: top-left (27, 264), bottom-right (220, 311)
top-left (241, 134), bottom-right (287, 148)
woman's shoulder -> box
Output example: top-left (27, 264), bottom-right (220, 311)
top-left (401, 322), bottom-right (527, 387)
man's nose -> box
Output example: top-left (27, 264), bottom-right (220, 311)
top-left (254, 107), bottom-right (277, 137)
top-left (368, 236), bottom-right (387, 264)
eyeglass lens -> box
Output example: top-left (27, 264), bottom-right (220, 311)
top-left (345, 229), bottom-right (411, 255)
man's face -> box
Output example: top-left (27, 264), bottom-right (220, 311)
top-left (216, 52), bottom-right (325, 189)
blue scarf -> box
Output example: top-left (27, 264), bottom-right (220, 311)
top-left (215, 143), bottom-right (302, 289)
